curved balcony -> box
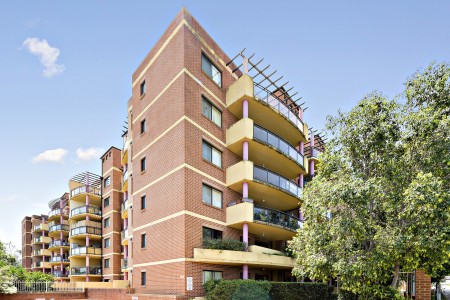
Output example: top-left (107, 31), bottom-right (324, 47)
top-left (121, 229), bottom-right (129, 246)
top-left (53, 271), bottom-right (69, 279)
top-left (121, 148), bottom-right (129, 165)
top-left (121, 171), bottom-right (129, 193)
top-left (227, 119), bottom-right (307, 178)
top-left (227, 202), bottom-right (302, 241)
top-left (70, 185), bottom-right (101, 205)
top-left (32, 223), bottom-right (49, 233)
top-left (226, 161), bottom-right (301, 211)
top-left (70, 266), bottom-right (102, 277)
top-left (69, 246), bottom-right (102, 258)
top-left (48, 240), bottom-right (70, 251)
top-left (33, 236), bottom-right (51, 244)
top-left (48, 208), bottom-right (68, 222)
top-left (121, 199), bottom-right (129, 219)
top-left (33, 249), bottom-right (51, 257)
top-left (69, 205), bottom-right (101, 221)
top-left (33, 261), bottom-right (51, 269)
top-left (70, 226), bottom-right (102, 240)
top-left (49, 256), bottom-right (70, 265)
top-left (226, 75), bottom-right (308, 145)
top-left (48, 224), bottom-right (69, 238)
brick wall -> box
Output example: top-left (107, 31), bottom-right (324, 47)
top-left (415, 269), bottom-right (431, 300)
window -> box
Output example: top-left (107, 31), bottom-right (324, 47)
top-left (141, 233), bottom-right (146, 248)
top-left (202, 270), bottom-right (222, 284)
top-left (104, 197), bottom-right (110, 208)
top-left (140, 157), bottom-right (146, 172)
top-left (202, 184), bottom-right (222, 208)
top-left (104, 176), bottom-right (110, 188)
top-left (140, 119), bottom-right (146, 134)
top-left (202, 97), bottom-right (222, 127)
top-left (104, 217), bottom-right (110, 228)
top-left (140, 80), bottom-right (146, 96)
top-left (203, 227), bottom-right (222, 240)
top-left (141, 271), bottom-right (146, 286)
top-left (202, 141), bottom-right (222, 168)
top-left (104, 258), bottom-right (110, 268)
top-left (141, 195), bottom-right (146, 210)
top-left (202, 54), bottom-right (222, 87)
top-left (104, 238), bottom-right (110, 248)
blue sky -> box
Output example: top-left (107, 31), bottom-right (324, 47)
top-left (1, 1), bottom-right (449, 250)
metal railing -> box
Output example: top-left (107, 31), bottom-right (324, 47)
top-left (69, 205), bottom-right (101, 218)
top-left (121, 199), bottom-right (129, 214)
top-left (70, 226), bottom-right (101, 237)
top-left (70, 246), bottom-right (102, 256)
top-left (121, 258), bottom-right (128, 269)
top-left (310, 146), bottom-right (323, 158)
top-left (253, 82), bottom-right (304, 132)
top-left (70, 185), bottom-right (101, 198)
top-left (34, 236), bottom-right (48, 243)
top-left (253, 165), bottom-right (302, 198)
top-left (49, 240), bottom-right (69, 248)
top-left (121, 229), bottom-right (129, 241)
top-left (71, 266), bottom-right (102, 275)
top-left (50, 256), bottom-right (69, 263)
top-left (33, 224), bottom-right (47, 231)
top-left (34, 249), bottom-right (50, 256)
top-left (253, 205), bottom-right (302, 231)
top-left (253, 124), bottom-right (304, 167)
top-left (48, 208), bottom-right (63, 218)
top-left (49, 224), bottom-right (69, 233)
top-left (12, 280), bottom-right (83, 293)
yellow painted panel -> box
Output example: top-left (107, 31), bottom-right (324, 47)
top-left (226, 202), bottom-right (254, 226)
top-left (226, 161), bottom-right (253, 187)
top-left (226, 74), bottom-right (254, 107)
top-left (226, 118), bottom-right (253, 146)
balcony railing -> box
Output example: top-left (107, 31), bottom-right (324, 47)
top-left (53, 271), bottom-right (68, 278)
top-left (50, 256), bottom-right (69, 263)
top-left (70, 185), bottom-right (101, 198)
top-left (34, 237), bottom-right (47, 243)
top-left (253, 205), bottom-right (302, 231)
top-left (70, 246), bottom-right (101, 256)
top-left (70, 226), bottom-right (101, 237)
top-left (121, 199), bottom-right (128, 214)
top-left (253, 124), bottom-right (304, 167)
top-left (49, 240), bottom-right (69, 248)
top-left (253, 82), bottom-right (304, 132)
top-left (70, 266), bottom-right (102, 276)
top-left (69, 205), bottom-right (101, 218)
top-left (49, 224), bottom-right (69, 233)
top-left (121, 258), bottom-right (128, 269)
top-left (121, 229), bottom-right (129, 242)
top-left (253, 165), bottom-right (301, 198)
top-left (33, 224), bottom-right (47, 231)
top-left (48, 209), bottom-right (63, 218)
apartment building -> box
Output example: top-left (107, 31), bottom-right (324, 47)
top-left (21, 216), bottom-right (32, 271)
top-left (114, 7), bottom-right (313, 297)
top-left (21, 214), bottom-right (51, 272)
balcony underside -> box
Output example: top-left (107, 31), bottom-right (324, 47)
top-left (70, 213), bottom-right (102, 222)
top-left (192, 248), bottom-right (294, 269)
top-left (121, 179), bottom-right (129, 193)
top-left (70, 193), bottom-right (101, 206)
top-left (48, 231), bottom-right (69, 238)
top-left (69, 234), bottom-right (102, 241)
top-left (48, 214), bottom-right (68, 222)
top-left (49, 261), bottom-right (70, 265)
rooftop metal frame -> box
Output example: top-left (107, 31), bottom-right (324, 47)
top-left (70, 172), bottom-right (102, 187)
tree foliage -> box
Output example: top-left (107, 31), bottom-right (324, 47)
top-left (290, 63), bottom-right (450, 298)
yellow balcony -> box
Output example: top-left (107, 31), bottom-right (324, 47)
top-left (226, 75), bottom-right (308, 145)
top-left (121, 229), bottom-right (129, 246)
top-left (69, 205), bottom-right (101, 221)
top-left (48, 208), bottom-right (69, 222)
top-left (49, 256), bottom-right (70, 265)
top-left (34, 261), bottom-right (52, 269)
top-left (33, 236), bottom-right (51, 245)
top-left (33, 249), bottom-right (52, 256)
top-left (69, 246), bottom-right (102, 258)
top-left (121, 199), bottom-right (129, 219)
top-left (32, 223), bottom-right (49, 233)
top-left (48, 224), bottom-right (70, 238)
top-left (226, 202), bottom-right (301, 241)
top-left (70, 266), bottom-right (102, 277)
top-left (227, 119), bottom-right (308, 178)
top-left (70, 186), bottom-right (101, 206)
top-left (121, 171), bottom-right (129, 193)
top-left (48, 240), bottom-right (70, 251)
top-left (121, 148), bottom-right (129, 165)
top-left (226, 161), bottom-right (301, 211)
top-left (192, 246), bottom-right (294, 269)
top-left (69, 226), bottom-right (102, 241)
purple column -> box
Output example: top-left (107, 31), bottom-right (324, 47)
top-left (242, 182), bottom-right (248, 199)
top-left (310, 131), bottom-right (315, 177)
top-left (124, 245), bottom-right (128, 258)
top-left (243, 264), bottom-right (249, 280)
top-left (243, 141), bottom-right (249, 161)
top-left (298, 107), bottom-right (304, 122)
top-left (243, 99), bottom-right (249, 118)
top-left (86, 256), bottom-right (90, 282)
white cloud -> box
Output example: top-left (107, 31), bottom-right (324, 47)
top-left (76, 147), bottom-right (104, 162)
top-left (32, 148), bottom-right (68, 163)
top-left (22, 37), bottom-right (65, 77)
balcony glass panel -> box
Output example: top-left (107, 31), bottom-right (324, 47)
top-left (49, 240), bottom-right (69, 248)
top-left (49, 224), bottom-right (69, 233)
top-left (253, 125), bottom-right (304, 167)
top-left (50, 256), bottom-right (69, 263)
top-left (253, 205), bottom-right (302, 231)
top-left (70, 186), bottom-right (101, 198)
top-left (70, 205), bottom-right (101, 218)
top-left (253, 165), bottom-right (301, 198)
top-left (48, 209), bottom-right (61, 218)
top-left (70, 226), bottom-right (101, 237)
top-left (71, 266), bottom-right (101, 275)
top-left (253, 83), bottom-right (304, 131)
top-left (70, 246), bottom-right (101, 256)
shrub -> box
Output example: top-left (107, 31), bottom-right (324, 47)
top-left (206, 279), bottom-right (271, 300)
top-left (270, 282), bottom-right (331, 300)
top-left (203, 279), bottom-right (220, 295)
top-left (202, 238), bottom-right (246, 251)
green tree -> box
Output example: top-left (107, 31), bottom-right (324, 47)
top-left (290, 63), bottom-right (450, 299)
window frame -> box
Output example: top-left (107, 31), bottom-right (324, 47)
top-left (141, 271), bottom-right (146, 286)
top-left (140, 119), bottom-right (146, 134)
top-left (202, 227), bottom-right (222, 240)
top-left (104, 217), bottom-right (110, 228)
top-left (201, 96), bottom-right (222, 127)
top-left (104, 258), bottom-right (110, 269)
top-left (202, 184), bottom-right (222, 209)
top-left (104, 197), bottom-right (110, 208)
top-left (140, 157), bottom-right (146, 172)
top-left (104, 176), bottom-right (110, 188)
top-left (141, 233), bottom-right (146, 248)
top-left (201, 53), bottom-right (222, 87)
top-left (202, 141), bottom-right (222, 168)
top-left (202, 270), bottom-right (223, 285)
top-left (141, 195), bottom-right (146, 210)
top-left (104, 238), bottom-right (110, 248)
top-left (140, 80), bottom-right (146, 97)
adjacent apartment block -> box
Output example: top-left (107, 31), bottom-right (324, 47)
top-left (118, 7), bottom-right (313, 297)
